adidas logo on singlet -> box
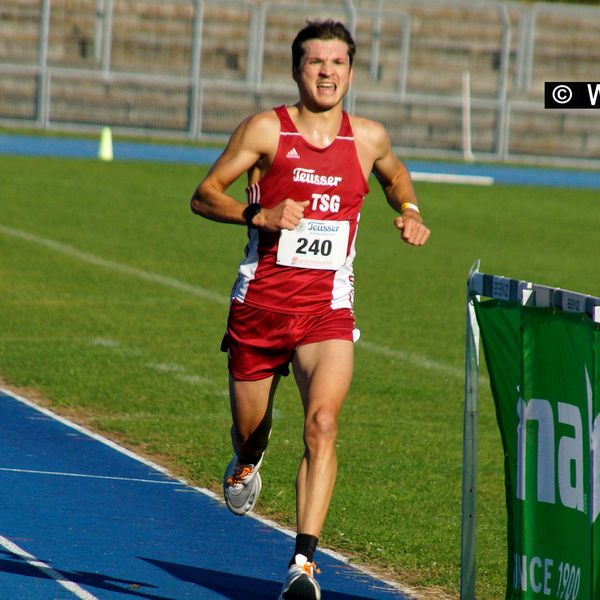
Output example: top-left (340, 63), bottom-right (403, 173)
top-left (286, 147), bottom-right (300, 159)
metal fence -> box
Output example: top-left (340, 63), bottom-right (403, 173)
top-left (1, 0), bottom-right (599, 167)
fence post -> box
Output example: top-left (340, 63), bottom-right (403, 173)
top-left (94, 0), bottom-right (104, 64)
top-left (343, 0), bottom-right (357, 114)
top-left (100, 0), bottom-right (114, 77)
top-left (462, 70), bottom-right (474, 161)
top-left (461, 261), bottom-right (481, 600)
top-left (515, 6), bottom-right (535, 93)
top-left (495, 4), bottom-right (511, 160)
top-left (36, 0), bottom-right (51, 127)
top-left (188, 0), bottom-right (203, 138)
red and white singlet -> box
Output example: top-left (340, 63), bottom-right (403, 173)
top-left (231, 105), bottom-right (369, 314)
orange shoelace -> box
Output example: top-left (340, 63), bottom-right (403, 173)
top-left (303, 562), bottom-right (321, 576)
top-left (226, 464), bottom-right (253, 485)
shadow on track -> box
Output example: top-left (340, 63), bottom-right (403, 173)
top-left (0, 550), bottom-right (174, 600)
top-left (143, 556), bottom-right (388, 600)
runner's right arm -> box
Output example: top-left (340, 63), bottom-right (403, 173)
top-left (191, 112), bottom-right (306, 231)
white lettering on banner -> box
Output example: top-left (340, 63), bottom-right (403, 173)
top-left (513, 554), bottom-right (527, 592)
top-left (516, 396), bottom-right (584, 512)
top-left (293, 167), bottom-right (342, 187)
top-left (512, 554), bottom-right (555, 596)
top-left (558, 403), bottom-right (584, 511)
top-left (557, 561), bottom-right (582, 600)
top-left (516, 398), bottom-right (556, 504)
top-left (513, 555), bottom-right (582, 598)
top-left (585, 368), bottom-right (600, 523)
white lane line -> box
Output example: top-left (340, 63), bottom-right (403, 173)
top-left (91, 337), bottom-right (229, 395)
top-left (0, 534), bottom-right (99, 600)
top-left (357, 340), bottom-right (464, 379)
top-left (0, 333), bottom-right (231, 396)
top-left (0, 224), bottom-right (228, 305)
top-left (358, 340), bottom-right (489, 385)
top-left (145, 362), bottom-right (186, 373)
top-left (0, 388), bottom-right (179, 482)
top-left (412, 171), bottom-right (494, 186)
top-left (0, 467), bottom-right (181, 485)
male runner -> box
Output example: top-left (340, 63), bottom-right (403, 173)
top-left (190, 19), bottom-right (430, 600)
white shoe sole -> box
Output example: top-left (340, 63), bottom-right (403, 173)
top-left (278, 569), bottom-right (321, 600)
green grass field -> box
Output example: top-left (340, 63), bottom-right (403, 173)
top-left (1, 153), bottom-right (599, 598)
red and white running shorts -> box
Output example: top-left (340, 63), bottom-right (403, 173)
top-left (221, 300), bottom-right (356, 381)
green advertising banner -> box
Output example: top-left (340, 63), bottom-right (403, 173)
top-left (474, 298), bottom-right (599, 600)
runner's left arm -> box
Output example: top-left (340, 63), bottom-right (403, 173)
top-left (371, 126), bottom-right (430, 247)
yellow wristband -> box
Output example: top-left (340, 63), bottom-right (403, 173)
top-left (401, 202), bottom-right (420, 214)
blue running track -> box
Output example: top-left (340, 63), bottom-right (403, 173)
top-left (1, 133), bottom-right (600, 189)
top-left (0, 390), bottom-right (411, 599)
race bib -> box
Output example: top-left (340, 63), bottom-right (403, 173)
top-left (276, 219), bottom-right (350, 270)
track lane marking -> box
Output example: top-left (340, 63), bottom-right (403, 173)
top-left (0, 534), bottom-right (99, 600)
top-left (0, 223), bottom-right (228, 305)
top-left (0, 467), bottom-right (181, 485)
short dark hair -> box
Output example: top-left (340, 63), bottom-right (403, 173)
top-left (291, 20), bottom-right (356, 71)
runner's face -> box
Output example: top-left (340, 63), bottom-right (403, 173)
top-left (294, 39), bottom-right (353, 110)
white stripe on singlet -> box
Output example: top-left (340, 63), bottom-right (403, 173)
top-left (246, 182), bottom-right (260, 204)
top-left (331, 214), bottom-right (360, 310)
top-left (232, 183), bottom-right (261, 301)
top-left (231, 229), bottom-right (260, 302)
top-left (279, 132), bottom-right (355, 141)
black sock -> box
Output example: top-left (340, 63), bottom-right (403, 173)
top-left (289, 533), bottom-right (319, 567)
top-left (237, 451), bottom-right (262, 466)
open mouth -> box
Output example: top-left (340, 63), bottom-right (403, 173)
top-left (317, 81), bottom-right (337, 92)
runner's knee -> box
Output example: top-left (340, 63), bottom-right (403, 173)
top-left (304, 409), bottom-right (338, 450)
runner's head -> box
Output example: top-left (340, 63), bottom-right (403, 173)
top-left (291, 20), bottom-right (356, 74)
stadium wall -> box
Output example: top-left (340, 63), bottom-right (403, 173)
top-left (1, 0), bottom-right (599, 167)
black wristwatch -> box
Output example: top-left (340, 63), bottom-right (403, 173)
top-left (243, 203), bottom-right (262, 228)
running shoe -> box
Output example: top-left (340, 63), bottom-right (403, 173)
top-left (278, 555), bottom-right (321, 600)
top-left (222, 453), bottom-right (263, 515)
